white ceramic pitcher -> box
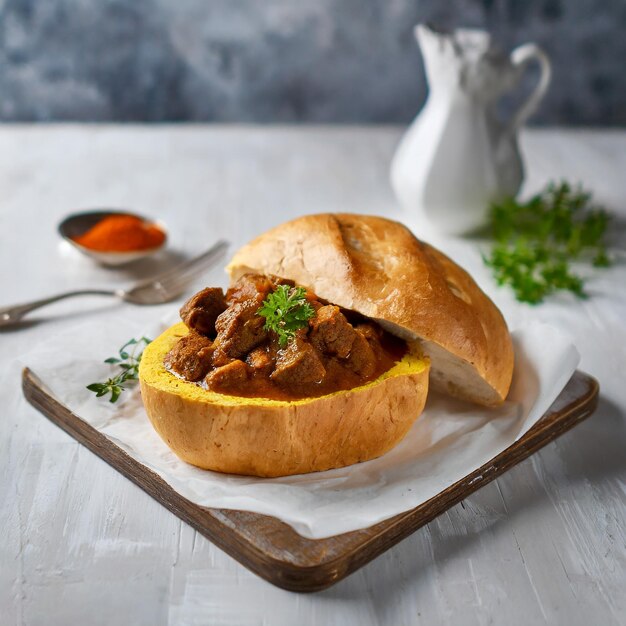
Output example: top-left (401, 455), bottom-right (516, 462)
top-left (390, 24), bottom-right (551, 235)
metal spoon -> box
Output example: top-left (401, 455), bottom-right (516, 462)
top-left (0, 240), bottom-right (229, 328)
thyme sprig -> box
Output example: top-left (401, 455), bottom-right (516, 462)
top-left (257, 285), bottom-right (315, 347)
top-left (87, 336), bottom-right (151, 403)
top-left (484, 181), bottom-right (612, 304)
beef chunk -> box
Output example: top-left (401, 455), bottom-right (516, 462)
top-left (205, 359), bottom-right (250, 393)
top-left (180, 288), bottom-right (227, 337)
top-left (246, 346), bottom-right (275, 376)
top-left (309, 305), bottom-right (357, 358)
top-left (211, 346), bottom-right (232, 368)
top-left (346, 329), bottom-right (377, 377)
top-left (226, 273), bottom-right (295, 305)
top-left (355, 323), bottom-right (383, 348)
top-left (226, 274), bottom-right (273, 305)
top-left (165, 332), bottom-right (215, 381)
top-left (271, 338), bottom-right (326, 387)
top-left (214, 299), bottom-right (268, 358)
top-left (275, 275), bottom-right (296, 288)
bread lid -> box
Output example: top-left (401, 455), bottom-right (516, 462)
top-left (227, 213), bottom-right (514, 406)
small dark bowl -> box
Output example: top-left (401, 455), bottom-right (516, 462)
top-left (58, 209), bottom-right (167, 266)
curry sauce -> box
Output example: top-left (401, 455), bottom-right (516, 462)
top-left (165, 274), bottom-right (407, 401)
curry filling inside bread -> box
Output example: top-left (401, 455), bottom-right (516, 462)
top-left (139, 213), bottom-right (513, 477)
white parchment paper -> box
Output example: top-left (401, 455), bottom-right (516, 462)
top-left (22, 315), bottom-right (579, 539)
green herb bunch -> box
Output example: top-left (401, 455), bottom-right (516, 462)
top-left (87, 336), bottom-right (151, 403)
top-left (257, 285), bottom-right (315, 347)
top-left (484, 181), bottom-right (611, 304)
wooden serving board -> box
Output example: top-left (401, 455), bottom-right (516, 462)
top-left (22, 368), bottom-right (598, 592)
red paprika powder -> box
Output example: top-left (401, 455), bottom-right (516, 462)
top-left (73, 215), bottom-right (166, 252)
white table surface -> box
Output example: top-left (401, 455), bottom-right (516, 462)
top-left (1, 125), bottom-right (625, 626)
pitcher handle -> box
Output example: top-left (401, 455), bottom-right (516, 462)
top-left (508, 43), bottom-right (552, 132)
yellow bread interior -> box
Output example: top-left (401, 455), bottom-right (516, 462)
top-left (139, 322), bottom-right (430, 477)
top-left (141, 322), bottom-right (428, 406)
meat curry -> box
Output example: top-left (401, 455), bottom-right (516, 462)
top-left (165, 274), bottom-right (407, 401)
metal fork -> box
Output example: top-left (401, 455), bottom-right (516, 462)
top-left (0, 240), bottom-right (229, 328)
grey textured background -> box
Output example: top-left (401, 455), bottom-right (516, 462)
top-left (0, 0), bottom-right (624, 125)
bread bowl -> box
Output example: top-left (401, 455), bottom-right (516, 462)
top-left (140, 321), bottom-right (429, 477)
top-left (139, 213), bottom-right (513, 477)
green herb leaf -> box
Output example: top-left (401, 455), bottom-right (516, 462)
top-left (484, 181), bottom-right (612, 304)
top-left (109, 386), bottom-right (122, 403)
top-left (257, 285), bottom-right (316, 347)
top-left (87, 336), bottom-right (152, 403)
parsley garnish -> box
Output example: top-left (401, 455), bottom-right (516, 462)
top-left (484, 181), bottom-right (611, 304)
top-left (87, 336), bottom-right (151, 403)
top-left (257, 285), bottom-right (315, 347)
